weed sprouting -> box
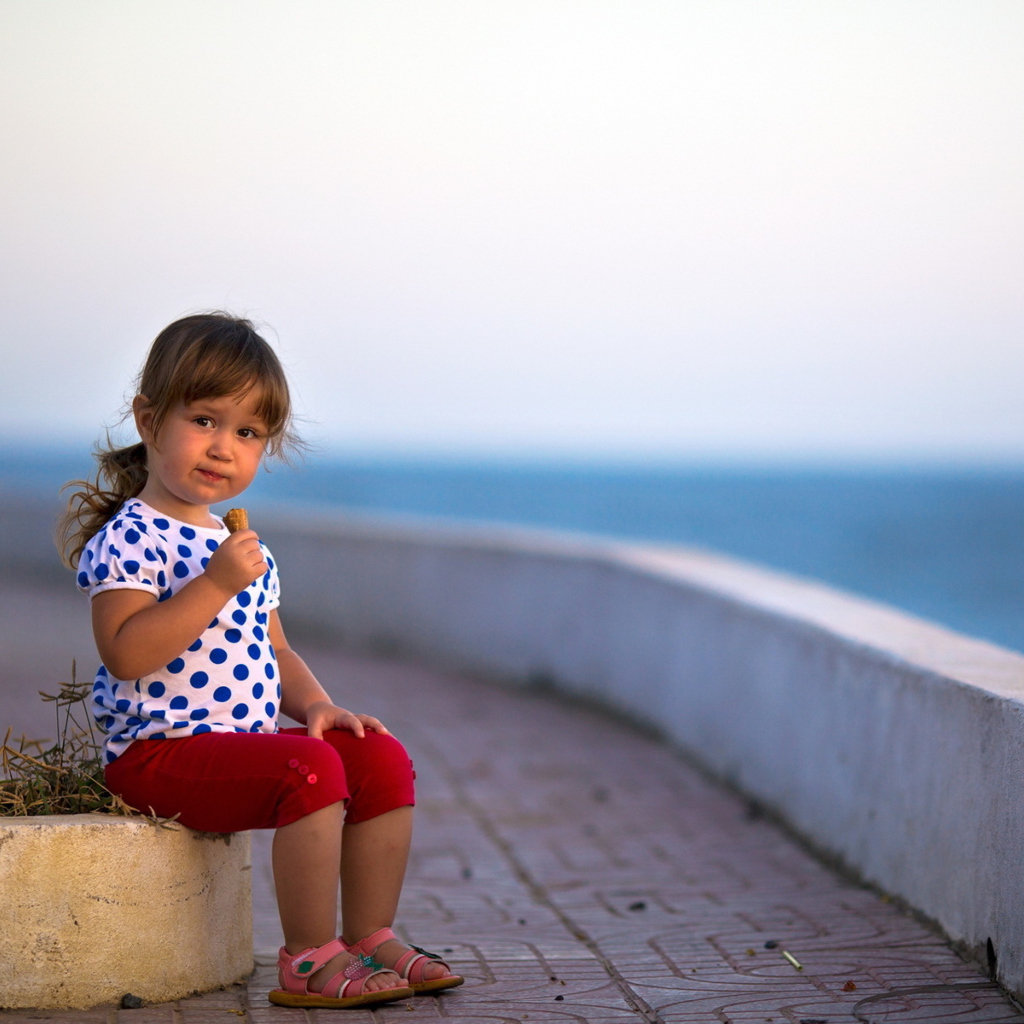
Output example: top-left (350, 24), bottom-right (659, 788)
top-left (1, 661), bottom-right (151, 819)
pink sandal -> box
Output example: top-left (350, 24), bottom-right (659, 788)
top-left (345, 928), bottom-right (464, 995)
top-left (269, 938), bottom-right (414, 1008)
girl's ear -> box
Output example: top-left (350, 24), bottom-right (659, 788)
top-left (133, 395), bottom-right (155, 445)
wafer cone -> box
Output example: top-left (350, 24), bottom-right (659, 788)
top-left (224, 508), bottom-right (248, 533)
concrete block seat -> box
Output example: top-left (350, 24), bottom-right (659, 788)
top-left (0, 814), bottom-right (252, 1010)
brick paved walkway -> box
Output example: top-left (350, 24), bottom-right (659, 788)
top-left (3, 581), bottom-right (1023, 1023)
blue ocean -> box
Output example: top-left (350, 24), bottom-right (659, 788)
top-left (8, 447), bottom-right (1024, 654)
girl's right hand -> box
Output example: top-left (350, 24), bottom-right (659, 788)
top-left (203, 529), bottom-right (269, 597)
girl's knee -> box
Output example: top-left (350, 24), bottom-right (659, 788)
top-left (273, 737), bottom-right (349, 828)
top-left (319, 731), bottom-right (415, 823)
top-left (282, 737), bottom-right (346, 774)
top-left (276, 734), bottom-right (348, 789)
top-left (366, 731), bottom-right (413, 774)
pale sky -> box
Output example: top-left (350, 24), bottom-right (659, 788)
top-left (1, 1), bottom-right (1022, 461)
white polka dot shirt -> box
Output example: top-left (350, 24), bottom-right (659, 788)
top-left (77, 499), bottom-right (282, 762)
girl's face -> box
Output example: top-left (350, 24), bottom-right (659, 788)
top-left (134, 390), bottom-right (269, 525)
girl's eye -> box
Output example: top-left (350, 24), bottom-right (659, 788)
top-left (238, 428), bottom-right (261, 440)
top-left (194, 417), bottom-right (212, 428)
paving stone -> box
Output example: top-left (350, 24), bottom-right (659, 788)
top-left (4, 591), bottom-right (1024, 1024)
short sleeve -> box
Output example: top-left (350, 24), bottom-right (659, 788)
top-left (77, 520), bottom-right (168, 599)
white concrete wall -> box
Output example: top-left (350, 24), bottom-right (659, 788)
top-left (256, 508), bottom-right (1024, 998)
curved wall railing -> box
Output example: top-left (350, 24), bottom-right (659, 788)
top-left (6, 496), bottom-right (1023, 997)
top-left (257, 507), bottom-right (1024, 999)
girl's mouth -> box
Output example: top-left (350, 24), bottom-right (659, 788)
top-left (197, 469), bottom-right (226, 483)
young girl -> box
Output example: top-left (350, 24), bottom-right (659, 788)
top-left (60, 313), bottom-right (463, 1010)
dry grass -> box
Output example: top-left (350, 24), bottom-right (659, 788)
top-left (0, 661), bottom-right (174, 824)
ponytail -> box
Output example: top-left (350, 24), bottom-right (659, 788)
top-left (57, 440), bottom-right (148, 569)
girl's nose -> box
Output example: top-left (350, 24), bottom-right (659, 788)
top-left (207, 431), bottom-right (234, 459)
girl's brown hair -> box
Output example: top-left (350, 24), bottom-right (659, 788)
top-left (58, 313), bottom-right (300, 568)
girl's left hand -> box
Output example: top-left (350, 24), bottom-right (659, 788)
top-left (305, 700), bottom-right (391, 740)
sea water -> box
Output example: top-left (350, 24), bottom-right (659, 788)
top-left (8, 448), bottom-right (1024, 654)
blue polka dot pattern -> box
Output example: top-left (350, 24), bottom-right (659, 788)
top-left (77, 498), bottom-right (282, 761)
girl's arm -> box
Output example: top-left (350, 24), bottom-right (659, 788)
top-left (91, 529), bottom-right (268, 681)
top-left (269, 609), bottom-right (389, 739)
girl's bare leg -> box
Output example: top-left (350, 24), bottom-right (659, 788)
top-left (273, 801), bottom-right (403, 993)
top-left (340, 806), bottom-right (448, 980)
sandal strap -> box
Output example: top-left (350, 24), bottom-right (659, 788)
top-left (346, 930), bottom-right (454, 985)
top-left (404, 945), bottom-right (454, 983)
top-left (346, 926), bottom-right (397, 955)
top-left (395, 950), bottom-right (435, 984)
top-left (321, 966), bottom-right (395, 1000)
top-left (276, 939), bottom-right (347, 995)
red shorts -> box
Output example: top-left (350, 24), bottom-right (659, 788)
top-left (104, 727), bottom-right (415, 833)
